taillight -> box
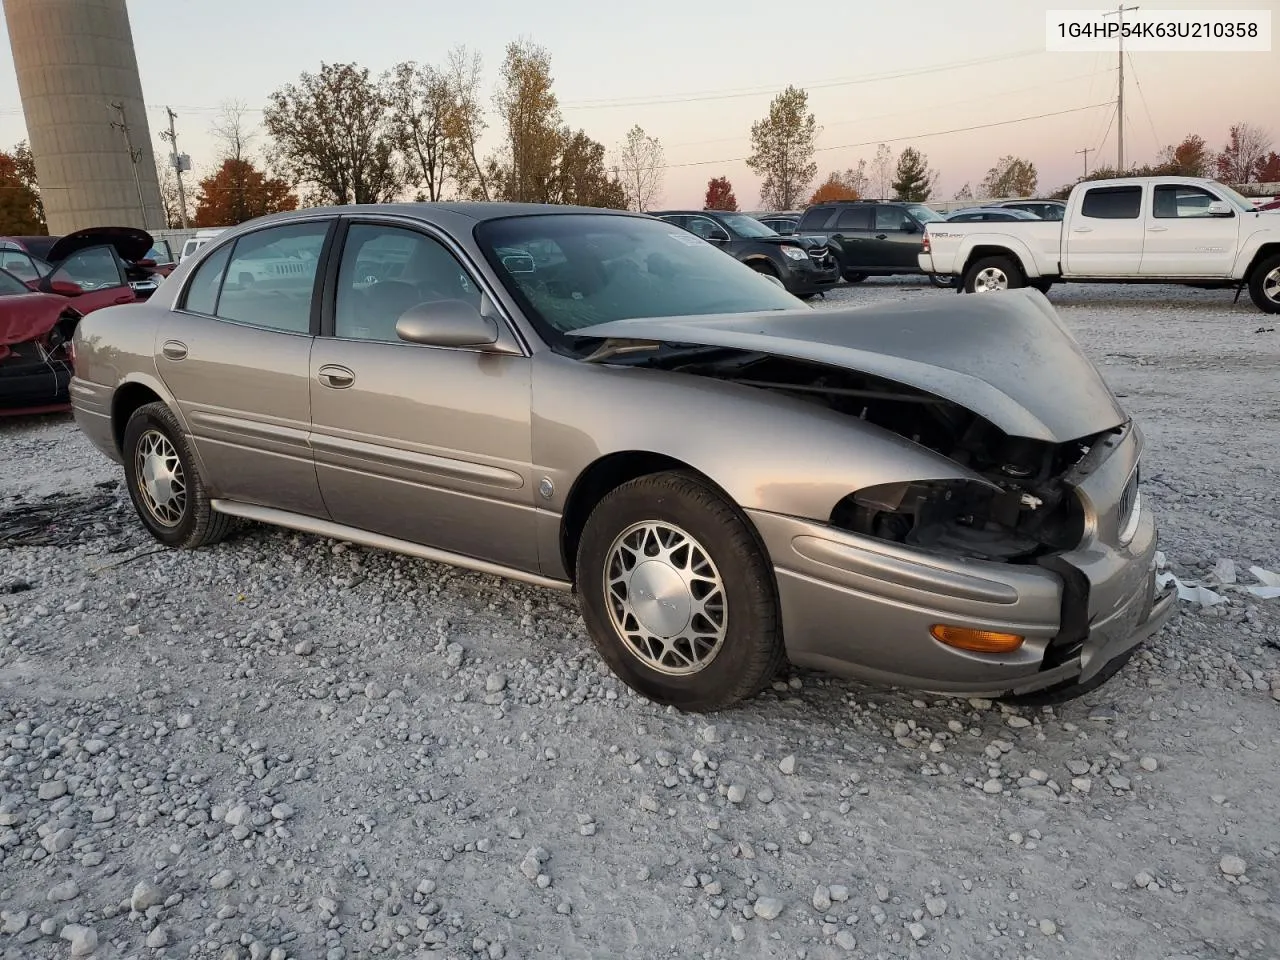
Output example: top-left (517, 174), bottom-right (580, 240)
top-left (921, 232), bottom-right (931, 254)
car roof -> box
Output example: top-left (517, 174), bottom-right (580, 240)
top-left (282, 202), bottom-right (649, 222)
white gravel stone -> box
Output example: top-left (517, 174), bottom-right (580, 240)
top-left (131, 880), bottom-right (164, 912)
top-left (1219, 855), bottom-right (1247, 877)
top-left (47, 879), bottom-right (79, 901)
top-left (907, 921), bottom-right (927, 941)
top-left (1039, 919), bottom-right (1058, 936)
top-left (813, 885), bottom-right (832, 911)
top-left (209, 869), bottom-right (235, 890)
top-left (835, 930), bottom-right (857, 951)
top-left (61, 924), bottom-right (98, 957)
top-left (147, 925), bottom-right (171, 948)
top-left (726, 785), bottom-right (746, 804)
top-left (753, 897), bottom-right (784, 920)
top-left (1140, 756), bottom-right (1159, 772)
top-left (829, 885), bottom-right (849, 903)
top-left (779, 754), bottom-right (796, 775)
top-left (925, 896), bottom-right (947, 917)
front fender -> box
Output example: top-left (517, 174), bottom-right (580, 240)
top-left (532, 352), bottom-right (986, 525)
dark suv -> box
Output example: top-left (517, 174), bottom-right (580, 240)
top-left (650, 210), bottom-right (838, 298)
top-left (795, 200), bottom-right (948, 283)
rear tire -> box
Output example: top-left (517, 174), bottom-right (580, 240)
top-left (963, 255), bottom-right (1024, 293)
top-left (576, 471), bottom-right (784, 712)
top-left (843, 272), bottom-right (868, 283)
top-left (1248, 253), bottom-right (1280, 314)
top-left (122, 401), bottom-right (234, 549)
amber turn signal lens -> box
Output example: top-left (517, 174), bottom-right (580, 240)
top-left (929, 625), bottom-right (1025, 654)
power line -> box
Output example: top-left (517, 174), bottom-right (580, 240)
top-left (660, 102), bottom-right (1115, 170)
top-left (665, 67), bottom-right (1115, 150)
top-left (1125, 51), bottom-right (1162, 157)
top-left (561, 50), bottom-right (1044, 109)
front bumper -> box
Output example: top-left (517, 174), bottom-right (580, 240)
top-left (746, 484), bottom-right (1171, 698)
top-left (782, 262), bottom-right (841, 295)
top-left (0, 358), bottom-right (72, 415)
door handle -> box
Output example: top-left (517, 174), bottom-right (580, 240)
top-left (114, 294), bottom-right (135, 304)
top-left (1072, 227), bottom-right (1093, 233)
top-left (1147, 226), bottom-right (1168, 232)
top-left (161, 340), bottom-right (187, 361)
top-left (875, 234), bottom-right (888, 240)
top-left (318, 364), bottom-right (355, 389)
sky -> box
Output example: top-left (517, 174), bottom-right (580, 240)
top-left (2, 0), bottom-right (1278, 209)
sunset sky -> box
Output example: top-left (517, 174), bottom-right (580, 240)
top-left (2, 0), bottom-right (1277, 208)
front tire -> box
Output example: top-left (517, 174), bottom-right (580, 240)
top-left (843, 272), bottom-right (868, 283)
top-left (963, 255), bottom-right (1024, 294)
top-left (576, 472), bottom-right (784, 712)
top-left (1248, 253), bottom-right (1280, 314)
top-left (122, 401), bottom-right (234, 549)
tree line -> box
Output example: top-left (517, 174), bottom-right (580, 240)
top-left (3, 50), bottom-right (1279, 235)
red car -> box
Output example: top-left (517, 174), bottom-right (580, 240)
top-left (0, 230), bottom-right (146, 415)
top-left (1259, 198), bottom-right (1280, 212)
top-left (1, 226), bottom-right (164, 299)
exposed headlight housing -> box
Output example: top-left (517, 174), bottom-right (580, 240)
top-left (1117, 489), bottom-right (1142, 545)
top-left (781, 246), bottom-right (807, 260)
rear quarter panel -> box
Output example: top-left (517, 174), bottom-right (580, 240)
top-left (924, 222), bottom-right (1062, 278)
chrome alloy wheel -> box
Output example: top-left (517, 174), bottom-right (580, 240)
top-left (135, 429), bottom-right (187, 527)
top-left (972, 266), bottom-right (1009, 292)
top-left (604, 521), bottom-right (728, 676)
top-left (1264, 265), bottom-right (1280, 305)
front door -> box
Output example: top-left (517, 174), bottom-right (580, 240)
top-left (154, 220), bottom-right (332, 518)
top-left (871, 205), bottom-right (923, 270)
top-left (1140, 183), bottom-right (1240, 277)
top-left (308, 220), bottom-right (539, 573)
top-left (1063, 184), bottom-right (1146, 276)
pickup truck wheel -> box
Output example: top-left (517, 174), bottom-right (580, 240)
top-left (963, 256), bottom-right (1023, 294)
top-left (1248, 254), bottom-right (1280, 314)
top-left (928, 274), bottom-right (955, 288)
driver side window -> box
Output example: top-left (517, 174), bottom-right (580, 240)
top-left (335, 224), bottom-right (481, 342)
top-left (52, 246), bottom-right (124, 290)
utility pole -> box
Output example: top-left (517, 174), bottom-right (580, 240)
top-left (1105, 4), bottom-right (1140, 172)
top-left (109, 100), bottom-right (148, 229)
top-left (161, 107), bottom-right (190, 229)
top-left (1076, 147), bottom-right (1093, 178)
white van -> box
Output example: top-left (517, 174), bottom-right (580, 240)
top-left (179, 228), bottom-right (226, 263)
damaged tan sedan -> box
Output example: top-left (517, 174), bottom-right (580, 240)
top-left (69, 205), bottom-right (1174, 711)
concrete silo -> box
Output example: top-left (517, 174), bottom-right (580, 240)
top-left (3, 0), bottom-right (166, 234)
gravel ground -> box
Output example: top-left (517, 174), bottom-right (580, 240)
top-left (1, 280), bottom-right (1278, 960)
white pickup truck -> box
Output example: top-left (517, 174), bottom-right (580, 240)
top-left (919, 176), bottom-right (1280, 313)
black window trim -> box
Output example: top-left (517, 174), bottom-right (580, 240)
top-left (320, 214), bottom-right (532, 358)
top-left (1151, 183), bottom-right (1233, 220)
top-left (834, 205), bottom-right (873, 231)
top-left (174, 215), bottom-right (338, 337)
top-left (1080, 184), bottom-right (1144, 220)
top-left (51, 244), bottom-right (129, 291)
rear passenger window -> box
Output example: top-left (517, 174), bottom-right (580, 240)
top-left (182, 242), bottom-right (232, 315)
top-left (835, 207), bottom-right (871, 230)
top-left (874, 206), bottom-right (912, 231)
top-left (798, 208), bottom-right (837, 231)
top-left (1081, 186), bottom-right (1142, 220)
top-left (216, 222), bottom-right (329, 333)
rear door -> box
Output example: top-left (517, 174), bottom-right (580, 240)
top-left (871, 205), bottom-right (923, 269)
top-left (46, 246), bottom-right (136, 313)
top-left (827, 206), bottom-right (872, 270)
top-left (308, 218), bottom-right (538, 571)
top-left (1063, 184), bottom-right (1145, 276)
top-left (155, 219), bottom-right (333, 517)
top-left (1140, 183), bottom-right (1239, 277)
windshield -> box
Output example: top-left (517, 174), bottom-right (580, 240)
top-left (1211, 181), bottom-right (1257, 213)
top-left (0, 268), bottom-right (29, 296)
top-left (906, 204), bottom-right (946, 223)
top-left (475, 214), bottom-right (802, 347)
top-left (719, 213), bottom-right (779, 238)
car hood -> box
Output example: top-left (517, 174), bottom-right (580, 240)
top-left (47, 226), bottom-right (153, 264)
top-left (570, 289), bottom-right (1127, 443)
top-left (0, 292), bottom-right (70, 360)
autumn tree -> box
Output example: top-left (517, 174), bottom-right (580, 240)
top-left (1216, 122), bottom-right (1273, 183)
top-left (264, 62), bottom-right (401, 205)
top-left (704, 176), bottom-right (738, 211)
top-left (809, 172), bottom-right (860, 203)
top-left (9, 141), bottom-right (45, 231)
top-left (747, 86), bottom-right (818, 210)
top-left (443, 46), bottom-right (490, 201)
top-left (614, 125), bottom-right (664, 212)
top-left (1258, 152), bottom-right (1280, 183)
top-left (1159, 134), bottom-right (1210, 177)
top-left (869, 144), bottom-right (894, 199)
top-left (551, 129), bottom-right (628, 208)
top-left (385, 61), bottom-right (453, 201)
top-left (0, 146), bottom-right (45, 235)
top-left (487, 39), bottom-right (562, 203)
top-left (979, 156), bottom-right (1038, 198)
top-left (192, 158), bottom-right (298, 227)
top-left (892, 147), bottom-right (936, 201)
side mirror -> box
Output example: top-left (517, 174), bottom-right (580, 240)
top-left (395, 299), bottom-right (498, 348)
top-left (50, 280), bottom-right (84, 296)
top-left (902, 221), bottom-right (919, 233)
top-left (707, 233), bottom-right (729, 244)
top-left (1206, 200), bottom-right (1233, 217)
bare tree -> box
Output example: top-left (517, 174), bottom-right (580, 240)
top-left (613, 125), bottom-right (664, 211)
top-left (442, 46), bottom-right (490, 200)
top-left (154, 151), bottom-right (191, 228)
top-left (870, 144), bottom-right (894, 199)
top-left (385, 61), bottom-right (453, 201)
top-left (210, 100), bottom-right (257, 163)
top-left (1216, 122), bottom-right (1273, 184)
